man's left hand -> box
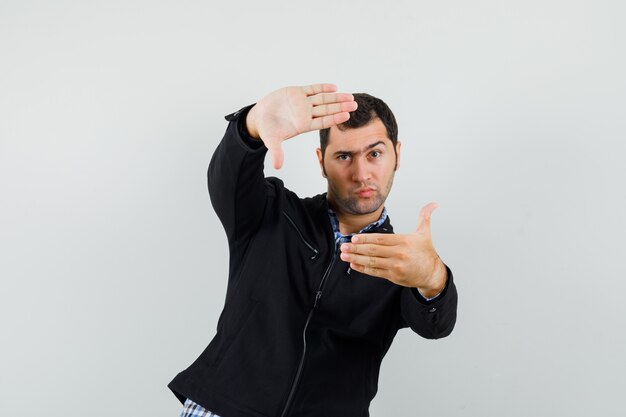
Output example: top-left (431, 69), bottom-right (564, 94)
top-left (339, 202), bottom-right (447, 299)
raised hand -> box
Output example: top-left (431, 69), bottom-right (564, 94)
top-left (245, 83), bottom-right (358, 169)
top-left (339, 202), bottom-right (448, 298)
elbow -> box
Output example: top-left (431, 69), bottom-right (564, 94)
top-left (411, 310), bottom-right (457, 340)
top-left (401, 281), bottom-right (458, 340)
top-left (421, 315), bottom-right (457, 340)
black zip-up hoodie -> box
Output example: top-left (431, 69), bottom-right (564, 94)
top-left (168, 104), bottom-right (458, 417)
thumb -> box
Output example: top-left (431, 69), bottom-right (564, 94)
top-left (415, 202), bottom-right (438, 236)
top-left (268, 142), bottom-right (284, 170)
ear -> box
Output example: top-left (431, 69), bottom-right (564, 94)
top-left (315, 148), bottom-right (326, 177)
top-left (395, 140), bottom-right (401, 171)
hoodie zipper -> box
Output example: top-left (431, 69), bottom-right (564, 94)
top-left (279, 211), bottom-right (336, 417)
top-left (279, 204), bottom-right (389, 415)
top-left (282, 211), bottom-right (320, 260)
top-left (280, 253), bottom-right (337, 417)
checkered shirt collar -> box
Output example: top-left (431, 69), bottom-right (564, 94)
top-left (327, 206), bottom-right (388, 253)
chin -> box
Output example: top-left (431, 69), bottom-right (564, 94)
top-left (343, 195), bottom-right (384, 215)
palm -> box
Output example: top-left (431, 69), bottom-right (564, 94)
top-left (256, 87), bottom-right (314, 143)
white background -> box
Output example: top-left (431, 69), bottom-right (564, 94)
top-left (1, 1), bottom-right (625, 416)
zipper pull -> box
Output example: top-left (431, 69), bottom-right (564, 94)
top-left (314, 291), bottom-right (322, 308)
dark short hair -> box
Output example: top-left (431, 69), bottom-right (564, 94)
top-left (319, 93), bottom-right (398, 159)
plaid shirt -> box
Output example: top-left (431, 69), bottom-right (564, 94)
top-left (179, 398), bottom-right (219, 417)
top-left (328, 206), bottom-right (389, 254)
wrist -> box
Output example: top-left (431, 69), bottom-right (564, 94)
top-left (418, 258), bottom-right (447, 298)
top-left (245, 105), bottom-right (261, 140)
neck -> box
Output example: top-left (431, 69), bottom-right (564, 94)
top-left (327, 196), bottom-right (385, 235)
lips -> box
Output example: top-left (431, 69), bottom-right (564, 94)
top-left (356, 188), bottom-right (375, 197)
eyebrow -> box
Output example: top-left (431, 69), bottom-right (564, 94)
top-left (332, 140), bottom-right (387, 157)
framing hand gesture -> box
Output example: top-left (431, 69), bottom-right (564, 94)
top-left (246, 83), bottom-right (358, 169)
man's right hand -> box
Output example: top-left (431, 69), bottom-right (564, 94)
top-left (245, 83), bottom-right (358, 169)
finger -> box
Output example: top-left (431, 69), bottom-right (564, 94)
top-left (349, 262), bottom-right (390, 280)
top-left (311, 101), bottom-right (358, 118)
top-left (267, 143), bottom-right (284, 170)
top-left (309, 92), bottom-right (355, 106)
top-left (302, 83), bottom-right (337, 96)
top-left (340, 242), bottom-right (397, 258)
top-left (341, 252), bottom-right (395, 270)
top-left (310, 112), bottom-right (351, 131)
top-left (350, 233), bottom-right (404, 245)
top-left (415, 202), bottom-right (438, 236)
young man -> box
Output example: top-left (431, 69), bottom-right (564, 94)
top-left (168, 83), bottom-right (458, 417)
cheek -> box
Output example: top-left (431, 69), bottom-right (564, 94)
top-left (376, 165), bottom-right (395, 184)
top-left (329, 174), bottom-right (348, 188)
top-left (326, 165), bottom-right (347, 180)
top-left (327, 173), bottom-right (351, 192)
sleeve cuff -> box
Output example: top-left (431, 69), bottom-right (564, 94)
top-left (417, 287), bottom-right (443, 302)
top-left (411, 263), bottom-right (452, 305)
top-left (224, 103), bottom-right (266, 150)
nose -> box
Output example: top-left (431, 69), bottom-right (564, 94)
top-left (351, 157), bottom-right (371, 183)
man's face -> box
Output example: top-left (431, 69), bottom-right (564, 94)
top-left (316, 118), bottom-right (401, 216)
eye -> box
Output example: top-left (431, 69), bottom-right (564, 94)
top-left (337, 154), bottom-right (351, 161)
top-left (370, 150), bottom-right (381, 158)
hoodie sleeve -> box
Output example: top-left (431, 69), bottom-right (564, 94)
top-left (207, 103), bottom-right (270, 245)
top-left (398, 264), bottom-right (458, 339)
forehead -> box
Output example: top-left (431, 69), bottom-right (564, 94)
top-left (326, 118), bottom-right (392, 150)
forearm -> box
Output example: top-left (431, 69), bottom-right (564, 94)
top-left (208, 105), bottom-right (269, 243)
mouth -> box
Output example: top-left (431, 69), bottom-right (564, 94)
top-left (355, 188), bottom-right (375, 198)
